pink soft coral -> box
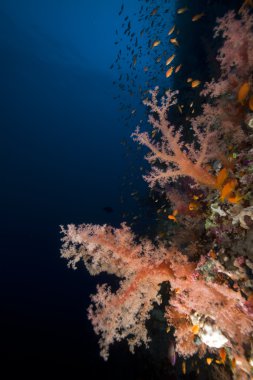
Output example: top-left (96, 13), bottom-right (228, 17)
top-left (61, 223), bottom-right (253, 371)
top-left (60, 222), bottom-right (178, 360)
top-left (132, 87), bottom-right (217, 190)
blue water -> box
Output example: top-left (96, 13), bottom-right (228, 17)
top-left (0, 1), bottom-right (178, 378)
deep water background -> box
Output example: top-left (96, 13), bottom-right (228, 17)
top-left (0, 0), bottom-right (243, 379)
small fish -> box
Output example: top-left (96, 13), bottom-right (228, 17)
top-left (150, 6), bottom-right (159, 16)
top-left (188, 202), bottom-right (199, 211)
top-left (206, 358), bottom-right (213, 365)
top-left (237, 82), bottom-right (250, 104)
top-left (175, 64), bottom-right (182, 73)
top-left (170, 38), bottom-right (179, 47)
top-left (192, 13), bottom-right (205, 21)
top-left (166, 54), bottom-right (175, 66)
top-left (168, 24), bottom-right (175, 35)
top-left (168, 209), bottom-right (178, 222)
top-left (182, 361), bottom-right (186, 374)
top-left (231, 357), bottom-right (236, 369)
top-left (166, 66), bottom-right (174, 78)
top-left (168, 340), bottom-right (176, 366)
top-left (190, 101), bottom-right (194, 107)
top-left (177, 7), bottom-right (188, 14)
top-left (209, 250), bottom-right (217, 259)
top-left (192, 325), bottom-right (199, 335)
top-left (187, 78), bottom-right (193, 83)
top-left (227, 193), bottom-right (242, 204)
top-left (178, 105), bottom-right (183, 114)
top-left (219, 348), bottom-right (226, 364)
top-left (191, 80), bottom-right (201, 88)
top-left (152, 40), bottom-right (161, 48)
top-left (151, 129), bottom-right (157, 138)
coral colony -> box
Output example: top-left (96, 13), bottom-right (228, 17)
top-left (61, 7), bottom-right (253, 380)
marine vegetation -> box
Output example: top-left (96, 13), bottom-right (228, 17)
top-left (61, 6), bottom-right (253, 380)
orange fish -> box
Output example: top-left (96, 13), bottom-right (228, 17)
top-left (192, 325), bottom-right (199, 334)
top-left (166, 54), bottom-right (175, 66)
top-left (187, 78), bottom-right (192, 83)
top-left (168, 209), bottom-right (178, 222)
top-left (152, 40), bottom-right (161, 48)
top-left (188, 202), bottom-right (198, 211)
top-left (182, 361), bottom-right (186, 374)
top-left (231, 357), bottom-right (236, 369)
top-left (168, 25), bottom-right (175, 35)
top-left (209, 250), bottom-right (217, 259)
top-left (237, 82), bottom-right (250, 104)
top-left (177, 7), bottom-right (188, 14)
top-left (175, 64), bottom-right (182, 73)
top-left (191, 80), bottom-right (201, 88)
top-left (206, 358), bottom-right (213, 365)
top-left (220, 179), bottom-right (238, 201)
top-left (216, 168), bottom-right (228, 189)
top-left (219, 348), bottom-right (226, 364)
top-left (170, 38), bottom-right (179, 47)
top-left (166, 66), bottom-right (174, 78)
top-left (192, 13), bottom-right (205, 21)
top-left (150, 6), bottom-right (159, 16)
top-left (227, 193), bottom-right (242, 204)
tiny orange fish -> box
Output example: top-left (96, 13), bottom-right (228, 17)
top-left (209, 250), bottom-right (217, 259)
top-left (168, 25), bottom-right (175, 35)
top-left (150, 6), bottom-right (159, 16)
top-left (187, 78), bottom-right (192, 83)
top-left (227, 193), bottom-right (242, 204)
top-left (192, 325), bottom-right (199, 335)
top-left (206, 358), bottom-right (213, 365)
top-left (182, 361), bottom-right (186, 374)
top-left (219, 348), bottom-right (226, 364)
top-left (170, 38), bottom-right (179, 47)
top-left (175, 64), bottom-right (182, 73)
top-left (177, 7), bottom-right (188, 14)
top-left (237, 82), bottom-right (250, 104)
top-left (166, 66), bottom-right (174, 78)
top-left (168, 209), bottom-right (178, 222)
top-left (166, 54), bottom-right (175, 66)
top-left (189, 202), bottom-right (198, 211)
top-left (192, 12), bottom-right (205, 22)
top-left (152, 40), bottom-right (161, 48)
top-left (191, 80), bottom-right (201, 88)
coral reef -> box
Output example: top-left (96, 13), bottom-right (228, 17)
top-left (61, 7), bottom-right (253, 380)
